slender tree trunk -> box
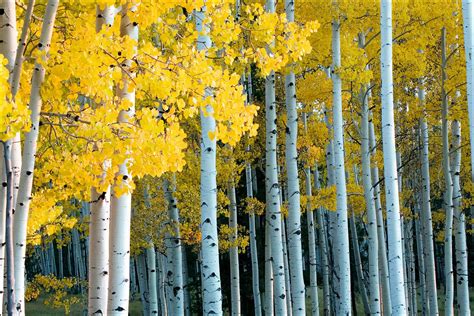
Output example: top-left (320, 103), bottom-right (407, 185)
top-left (314, 167), bottom-right (330, 315)
top-left (303, 114), bottom-right (319, 316)
top-left (88, 6), bottom-right (116, 315)
top-left (157, 252), bottom-right (168, 315)
top-left (331, 17), bottom-right (351, 314)
top-left (107, 5), bottom-right (138, 314)
top-left (281, 218), bottom-right (292, 316)
top-left (228, 179), bottom-right (241, 315)
top-left (195, 6), bottom-right (222, 314)
top-left (137, 253), bottom-right (150, 315)
top-left (13, 2), bottom-right (59, 311)
top-left (245, 163), bottom-right (262, 316)
top-left (284, 1), bottom-right (305, 314)
top-left (146, 246), bottom-right (158, 315)
top-left (415, 194), bottom-right (428, 314)
top-left (3, 141), bottom-right (15, 315)
top-left (164, 177), bottom-right (184, 314)
top-left (349, 207), bottom-right (370, 315)
top-left (451, 120), bottom-right (470, 315)
top-left (264, 206), bottom-right (273, 315)
top-left (0, 1), bottom-right (17, 310)
top-left (182, 246), bottom-right (191, 316)
top-left (419, 98), bottom-right (439, 315)
top-left (441, 28), bottom-right (454, 316)
top-left (358, 35), bottom-right (381, 313)
top-left (380, 0), bottom-right (407, 312)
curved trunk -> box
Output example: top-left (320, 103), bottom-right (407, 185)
top-left (13, 2), bottom-right (59, 311)
top-left (380, 1), bottom-right (407, 312)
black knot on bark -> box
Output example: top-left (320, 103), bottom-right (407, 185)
top-left (0, 9), bottom-right (4, 15)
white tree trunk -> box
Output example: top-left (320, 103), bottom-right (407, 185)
top-left (194, 6), bottom-right (222, 314)
top-left (12, 1), bottom-right (59, 311)
top-left (281, 218), bottom-right (292, 316)
top-left (415, 196), bottom-right (427, 314)
top-left (284, 2), bottom-right (305, 314)
top-left (227, 179), bottom-right (241, 315)
top-left (137, 253), bottom-right (150, 315)
top-left (441, 28), bottom-right (454, 316)
top-left (146, 246), bottom-right (158, 315)
top-left (164, 178), bottom-right (184, 315)
top-left (303, 114), bottom-right (319, 316)
top-left (245, 164), bottom-right (262, 316)
top-left (419, 101), bottom-right (439, 314)
top-left (157, 252), bottom-right (168, 315)
top-left (264, 207), bottom-right (273, 315)
top-left (108, 5), bottom-right (138, 314)
top-left (451, 120), bottom-right (470, 315)
top-left (88, 7), bottom-right (116, 314)
top-left (380, 0), bottom-right (407, 312)
top-left (331, 18), bottom-right (351, 314)
top-left (368, 119), bottom-right (391, 315)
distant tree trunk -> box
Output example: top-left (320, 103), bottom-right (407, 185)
top-left (182, 246), bottom-right (191, 316)
top-left (415, 194), bottom-right (427, 314)
top-left (331, 16), bottom-right (351, 314)
top-left (281, 219), bottom-right (292, 316)
top-left (368, 120), bottom-right (391, 315)
top-left (314, 166), bottom-right (330, 315)
top-left (228, 178), bottom-right (241, 315)
top-left (264, 207), bottom-right (274, 315)
top-left (157, 252), bottom-right (168, 315)
top-left (12, 1), bottom-right (59, 311)
top-left (358, 32), bottom-right (381, 313)
top-left (419, 105), bottom-right (439, 314)
top-left (380, 0), bottom-right (407, 312)
top-left (164, 177), bottom-right (184, 314)
top-left (137, 253), bottom-right (150, 316)
top-left (146, 246), bottom-right (158, 315)
top-left (303, 114), bottom-right (319, 316)
top-left (441, 27), bottom-right (454, 316)
top-left (245, 163), bottom-right (262, 316)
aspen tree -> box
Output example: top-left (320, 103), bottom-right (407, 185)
top-left (195, 5), bottom-right (222, 314)
top-left (284, 0), bottom-right (305, 313)
top-left (13, 1), bottom-right (59, 311)
top-left (88, 6), bottom-right (116, 315)
top-left (380, 0), bottom-right (407, 312)
top-left (331, 9), bottom-right (351, 313)
top-left (108, 4), bottom-right (138, 314)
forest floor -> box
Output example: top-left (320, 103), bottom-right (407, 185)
top-left (25, 288), bottom-right (474, 315)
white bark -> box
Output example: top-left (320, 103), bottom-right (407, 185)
top-left (419, 91), bottom-right (439, 315)
top-left (88, 5), bottom-right (117, 313)
top-left (380, 0), bottom-right (407, 312)
top-left (281, 218), bottom-right (292, 316)
top-left (284, 1), bottom-right (305, 314)
top-left (108, 5), bottom-right (138, 314)
top-left (245, 163), bottom-right (262, 316)
top-left (137, 253), bottom-right (149, 315)
top-left (303, 114), bottom-right (319, 316)
top-left (146, 246), bottom-right (158, 315)
top-left (368, 119), bottom-right (391, 315)
top-left (13, 1), bottom-right (59, 311)
top-left (164, 178), bottom-right (184, 315)
top-left (441, 28), bottom-right (454, 316)
top-left (451, 120), bottom-right (470, 315)
top-left (415, 196), bottom-right (427, 314)
top-left (264, 207), bottom-right (273, 315)
top-left (0, 1), bottom-right (17, 311)
top-left (331, 18), bottom-right (351, 314)
top-left (228, 179), bottom-right (240, 316)
top-left (157, 252), bottom-right (168, 315)
top-left (195, 6), bottom-right (222, 314)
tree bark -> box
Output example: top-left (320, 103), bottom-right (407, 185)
top-left (380, 0), bottom-right (407, 312)
top-left (12, 2), bottom-right (59, 311)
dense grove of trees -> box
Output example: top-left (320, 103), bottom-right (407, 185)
top-left (0, 0), bottom-right (472, 315)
